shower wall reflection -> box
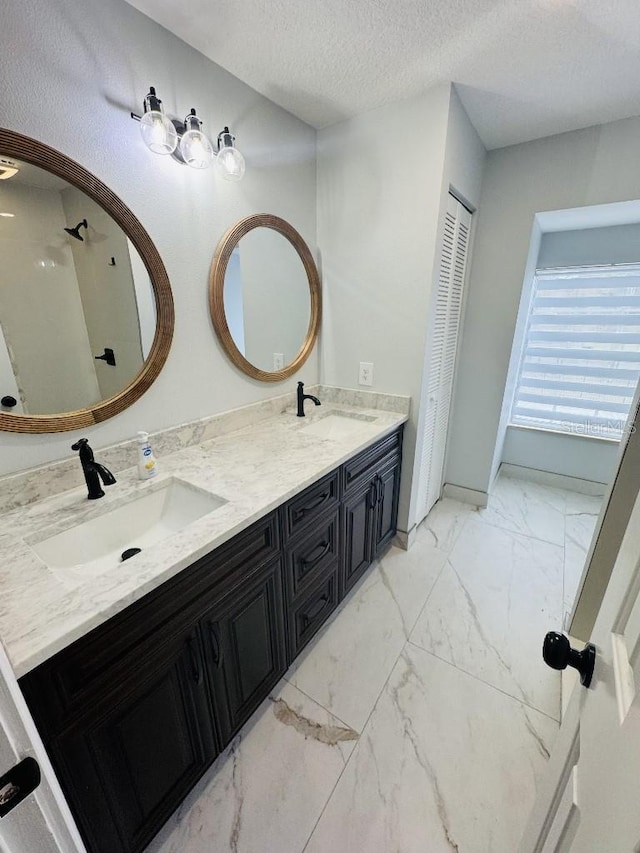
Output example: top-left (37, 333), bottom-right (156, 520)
top-left (0, 160), bottom-right (155, 415)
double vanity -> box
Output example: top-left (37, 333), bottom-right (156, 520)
top-left (0, 127), bottom-right (408, 852)
top-left (1, 396), bottom-right (406, 853)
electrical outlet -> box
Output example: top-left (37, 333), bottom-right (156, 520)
top-left (273, 353), bottom-right (284, 370)
top-left (359, 362), bottom-right (374, 386)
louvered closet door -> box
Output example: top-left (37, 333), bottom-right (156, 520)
top-left (417, 194), bottom-right (472, 523)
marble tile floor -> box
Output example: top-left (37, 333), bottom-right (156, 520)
top-left (146, 474), bottom-right (602, 853)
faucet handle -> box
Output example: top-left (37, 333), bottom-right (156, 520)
top-left (71, 438), bottom-right (89, 452)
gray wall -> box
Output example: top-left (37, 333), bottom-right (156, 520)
top-left (317, 84), bottom-right (485, 533)
top-left (538, 222), bottom-right (640, 268)
top-left (501, 428), bottom-right (619, 485)
top-left (0, 0), bottom-right (317, 475)
top-left (445, 115), bottom-right (640, 496)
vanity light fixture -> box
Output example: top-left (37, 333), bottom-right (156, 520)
top-left (216, 127), bottom-right (246, 182)
top-left (131, 87), bottom-right (245, 178)
top-left (179, 109), bottom-right (214, 170)
top-left (136, 87), bottom-right (178, 155)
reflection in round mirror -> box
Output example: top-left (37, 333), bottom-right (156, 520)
top-left (0, 157), bottom-right (157, 417)
top-left (210, 215), bottom-right (320, 382)
top-left (224, 229), bottom-right (311, 373)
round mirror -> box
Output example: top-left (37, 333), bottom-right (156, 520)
top-left (0, 130), bottom-right (174, 432)
top-left (210, 215), bottom-right (320, 381)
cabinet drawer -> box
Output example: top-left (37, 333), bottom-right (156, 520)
top-left (20, 512), bottom-right (280, 735)
top-left (288, 566), bottom-right (339, 660)
top-left (341, 428), bottom-right (403, 496)
top-left (285, 508), bottom-right (339, 600)
top-left (283, 470), bottom-right (339, 540)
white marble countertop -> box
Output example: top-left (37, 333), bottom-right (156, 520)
top-left (0, 403), bottom-right (407, 678)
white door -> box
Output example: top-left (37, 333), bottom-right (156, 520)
top-left (416, 193), bottom-right (472, 523)
top-left (520, 474), bottom-right (640, 850)
top-left (0, 641), bottom-right (84, 853)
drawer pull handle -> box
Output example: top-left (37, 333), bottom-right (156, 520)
top-left (377, 475), bottom-right (384, 504)
top-left (186, 637), bottom-right (202, 685)
top-left (209, 622), bottom-right (223, 668)
top-left (301, 540), bottom-right (331, 570)
top-left (293, 491), bottom-right (329, 521)
top-left (368, 480), bottom-right (378, 509)
top-left (302, 593), bottom-right (329, 627)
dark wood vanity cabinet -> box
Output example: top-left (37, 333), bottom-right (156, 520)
top-left (20, 426), bottom-right (403, 853)
top-left (201, 555), bottom-right (287, 745)
top-left (47, 618), bottom-right (217, 853)
top-left (342, 436), bottom-right (402, 595)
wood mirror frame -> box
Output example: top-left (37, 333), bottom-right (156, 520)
top-left (0, 129), bottom-right (174, 433)
top-left (209, 214), bottom-right (321, 382)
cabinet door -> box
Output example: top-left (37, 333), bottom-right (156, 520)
top-left (342, 477), bottom-right (377, 596)
top-left (203, 557), bottom-right (286, 747)
top-left (50, 627), bottom-right (216, 853)
top-left (374, 457), bottom-right (401, 556)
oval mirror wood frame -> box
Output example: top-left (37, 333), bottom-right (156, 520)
top-left (0, 129), bottom-right (174, 433)
top-left (209, 214), bottom-right (321, 382)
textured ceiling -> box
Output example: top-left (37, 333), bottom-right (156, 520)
top-left (125, 0), bottom-right (640, 149)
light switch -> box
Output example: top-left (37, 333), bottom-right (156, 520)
top-left (359, 362), bottom-right (374, 386)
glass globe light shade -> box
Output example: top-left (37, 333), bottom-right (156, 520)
top-left (139, 110), bottom-right (178, 155)
top-left (180, 129), bottom-right (214, 170)
top-left (216, 146), bottom-right (246, 182)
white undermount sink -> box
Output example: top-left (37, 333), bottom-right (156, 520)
top-left (301, 411), bottom-right (377, 440)
top-left (29, 478), bottom-right (226, 581)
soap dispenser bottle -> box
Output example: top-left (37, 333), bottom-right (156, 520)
top-left (137, 431), bottom-right (158, 480)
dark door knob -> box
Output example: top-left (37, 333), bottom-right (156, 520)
top-left (543, 631), bottom-right (596, 688)
top-left (1, 395), bottom-right (17, 408)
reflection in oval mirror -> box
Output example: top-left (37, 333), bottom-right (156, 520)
top-left (0, 158), bottom-right (156, 416)
top-left (223, 228), bottom-right (311, 374)
top-left (210, 214), bottom-right (320, 382)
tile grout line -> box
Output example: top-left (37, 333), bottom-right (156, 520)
top-left (474, 511), bottom-right (566, 548)
top-left (279, 679), bottom-right (357, 734)
top-left (405, 640), bottom-right (562, 725)
top-left (298, 547), bottom-right (455, 853)
top-left (300, 482), bottom-right (577, 850)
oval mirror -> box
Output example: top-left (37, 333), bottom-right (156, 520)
top-left (210, 215), bottom-right (320, 381)
top-left (0, 130), bottom-right (174, 432)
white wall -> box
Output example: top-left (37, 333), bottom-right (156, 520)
top-left (0, 0), bottom-right (317, 474)
top-left (446, 115), bottom-right (640, 496)
top-left (317, 84), bottom-right (485, 532)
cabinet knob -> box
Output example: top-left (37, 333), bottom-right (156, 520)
top-left (542, 631), bottom-right (596, 688)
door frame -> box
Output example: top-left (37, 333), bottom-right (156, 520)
top-left (0, 641), bottom-right (85, 852)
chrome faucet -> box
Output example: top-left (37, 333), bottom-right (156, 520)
top-left (71, 438), bottom-right (116, 500)
top-left (297, 382), bottom-right (321, 417)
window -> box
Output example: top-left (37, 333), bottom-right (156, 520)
top-left (510, 264), bottom-right (640, 440)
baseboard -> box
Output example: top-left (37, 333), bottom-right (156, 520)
top-left (442, 483), bottom-right (489, 508)
top-left (499, 463), bottom-right (607, 497)
top-left (394, 527), bottom-right (417, 551)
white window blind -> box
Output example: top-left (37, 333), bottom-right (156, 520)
top-left (510, 265), bottom-right (640, 440)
